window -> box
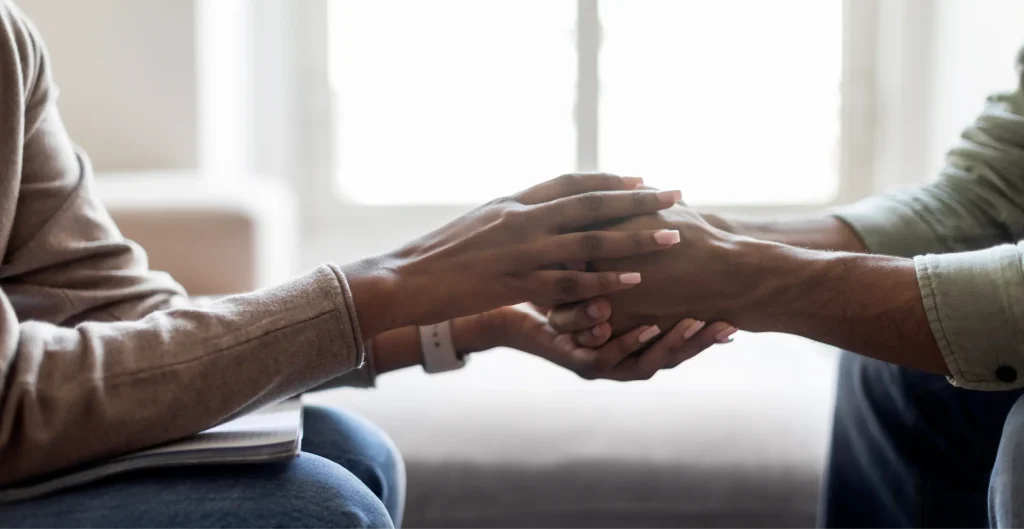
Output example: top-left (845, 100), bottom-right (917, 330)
top-left (328, 0), bottom-right (845, 206)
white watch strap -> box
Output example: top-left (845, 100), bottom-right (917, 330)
top-left (419, 321), bottom-right (466, 374)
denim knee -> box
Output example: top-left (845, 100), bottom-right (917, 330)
top-left (301, 406), bottom-right (406, 526)
top-left (270, 453), bottom-right (395, 529)
top-left (990, 394), bottom-right (1024, 528)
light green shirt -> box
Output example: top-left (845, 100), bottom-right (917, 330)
top-left (835, 51), bottom-right (1024, 390)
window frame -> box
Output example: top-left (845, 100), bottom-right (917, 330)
top-left (248, 0), bottom-right (934, 253)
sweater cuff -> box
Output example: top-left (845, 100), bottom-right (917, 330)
top-left (832, 194), bottom-right (944, 257)
top-left (915, 243), bottom-right (1024, 390)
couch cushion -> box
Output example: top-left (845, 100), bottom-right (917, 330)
top-left (307, 333), bottom-right (839, 527)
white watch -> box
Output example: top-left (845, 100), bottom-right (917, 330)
top-left (418, 321), bottom-right (467, 374)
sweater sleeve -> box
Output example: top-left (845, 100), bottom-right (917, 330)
top-left (0, 265), bottom-right (368, 487)
top-left (0, 3), bottom-right (369, 486)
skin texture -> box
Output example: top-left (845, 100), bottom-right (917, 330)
top-left (583, 205), bottom-right (947, 375)
top-left (587, 206), bottom-right (736, 338)
top-left (342, 173), bottom-right (684, 339)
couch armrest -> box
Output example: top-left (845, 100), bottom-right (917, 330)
top-left (98, 174), bottom-right (298, 296)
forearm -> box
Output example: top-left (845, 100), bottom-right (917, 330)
top-left (702, 213), bottom-right (868, 253)
top-left (723, 238), bottom-right (946, 374)
top-left (369, 314), bottom-right (497, 375)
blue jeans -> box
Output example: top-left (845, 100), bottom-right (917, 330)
top-left (820, 352), bottom-right (1024, 527)
top-left (0, 406), bottom-right (406, 528)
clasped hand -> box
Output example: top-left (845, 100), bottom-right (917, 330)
top-left (542, 198), bottom-right (742, 380)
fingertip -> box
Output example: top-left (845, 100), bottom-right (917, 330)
top-left (656, 189), bottom-right (683, 205)
top-left (586, 298), bottom-right (611, 320)
top-left (681, 319), bottom-right (706, 340)
top-left (622, 176), bottom-right (644, 189)
top-left (618, 272), bottom-right (642, 285)
top-left (653, 229), bottom-right (681, 246)
top-left (571, 347), bottom-right (597, 364)
top-left (715, 325), bottom-right (738, 344)
top-left (638, 325), bottom-right (662, 344)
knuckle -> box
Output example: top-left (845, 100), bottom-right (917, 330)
top-left (556, 271), bottom-right (582, 298)
top-left (632, 231), bottom-right (645, 249)
top-left (578, 192), bottom-right (604, 213)
top-left (557, 173), bottom-right (582, 189)
top-left (498, 206), bottom-right (528, 226)
top-left (631, 190), bottom-right (648, 210)
top-left (580, 233), bottom-right (603, 254)
top-left (487, 195), bottom-right (514, 207)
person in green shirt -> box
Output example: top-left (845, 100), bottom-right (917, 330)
top-left (548, 47), bottom-right (1024, 527)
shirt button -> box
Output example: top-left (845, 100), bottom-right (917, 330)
top-left (996, 366), bottom-right (1018, 383)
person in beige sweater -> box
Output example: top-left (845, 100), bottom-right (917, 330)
top-left (0, 3), bottom-right (727, 528)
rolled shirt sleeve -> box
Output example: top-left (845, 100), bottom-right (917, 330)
top-left (831, 54), bottom-right (1024, 389)
top-left (915, 243), bottom-right (1024, 390)
top-left (833, 89), bottom-right (1024, 259)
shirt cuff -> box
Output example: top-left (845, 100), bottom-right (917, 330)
top-left (915, 243), bottom-right (1024, 390)
top-left (305, 265), bottom-right (377, 391)
top-left (832, 194), bottom-right (945, 258)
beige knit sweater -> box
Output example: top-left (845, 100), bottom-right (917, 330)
top-left (0, 3), bottom-right (369, 488)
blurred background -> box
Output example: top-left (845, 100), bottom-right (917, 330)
top-left (15, 0), bottom-right (1024, 526)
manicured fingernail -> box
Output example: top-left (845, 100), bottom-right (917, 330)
top-left (653, 229), bottom-right (681, 245)
top-left (586, 303), bottom-right (603, 319)
top-left (715, 326), bottom-right (737, 343)
top-left (622, 176), bottom-right (644, 188)
top-left (591, 325), bottom-right (603, 337)
top-left (657, 190), bottom-right (683, 202)
top-left (682, 319), bottom-right (705, 340)
top-left (618, 273), bottom-right (642, 285)
top-left (638, 325), bottom-right (661, 343)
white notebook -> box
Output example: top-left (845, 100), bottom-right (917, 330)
top-left (0, 398), bottom-right (304, 503)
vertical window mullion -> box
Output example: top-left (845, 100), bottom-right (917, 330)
top-left (575, 0), bottom-right (601, 172)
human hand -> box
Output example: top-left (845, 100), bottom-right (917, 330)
top-left (458, 304), bottom-right (720, 381)
top-left (343, 174), bottom-right (685, 338)
top-left (581, 202), bottom-right (743, 342)
top-left (546, 294), bottom-right (736, 370)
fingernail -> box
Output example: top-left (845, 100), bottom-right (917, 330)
top-left (682, 319), bottom-right (705, 340)
top-left (653, 229), bottom-right (681, 245)
top-left (715, 326), bottom-right (738, 343)
top-left (586, 303), bottom-right (603, 319)
top-left (591, 326), bottom-right (603, 337)
top-left (618, 273), bottom-right (642, 285)
top-left (657, 190), bottom-right (683, 202)
top-left (638, 325), bottom-right (661, 343)
top-left (572, 348), bottom-right (597, 363)
top-left (622, 176), bottom-right (644, 188)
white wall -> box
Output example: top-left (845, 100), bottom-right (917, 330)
top-left (924, 0), bottom-right (1023, 178)
top-left (16, 0), bottom-right (200, 172)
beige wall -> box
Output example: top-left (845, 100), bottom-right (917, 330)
top-left (15, 0), bottom-right (199, 172)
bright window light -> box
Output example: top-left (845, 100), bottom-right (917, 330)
top-left (599, 0), bottom-right (843, 204)
top-left (328, 0), bottom-right (842, 205)
top-left (329, 0), bottom-right (576, 204)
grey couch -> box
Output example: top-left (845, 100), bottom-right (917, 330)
top-left (309, 335), bottom-right (840, 527)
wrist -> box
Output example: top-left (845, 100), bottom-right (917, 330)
top-left (450, 312), bottom-right (503, 356)
top-left (717, 237), bottom-right (826, 331)
top-left (340, 257), bottom-right (403, 339)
